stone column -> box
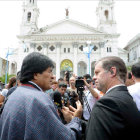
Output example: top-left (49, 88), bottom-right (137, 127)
top-left (43, 43), bottom-right (49, 55)
top-left (56, 42), bottom-right (62, 80)
top-left (73, 42), bottom-right (78, 76)
top-left (30, 43), bottom-right (36, 52)
top-left (99, 41), bottom-right (106, 58)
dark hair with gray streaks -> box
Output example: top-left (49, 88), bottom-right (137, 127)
top-left (95, 56), bottom-right (127, 83)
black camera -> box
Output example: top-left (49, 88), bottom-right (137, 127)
top-left (75, 76), bottom-right (84, 88)
top-left (69, 91), bottom-right (79, 108)
top-left (61, 96), bottom-right (69, 107)
top-left (86, 78), bottom-right (92, 84)
top-left (75, 77), bottom-right (85, 105)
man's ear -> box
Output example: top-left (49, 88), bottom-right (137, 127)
top-left (110, 67), bottom-right (116, 77)
top-left (131, 73), bottom-right (135, 82)
top-left (33, 73), bottom-right (39, 80)
top-left (110, 69), bottom-right (114, 74)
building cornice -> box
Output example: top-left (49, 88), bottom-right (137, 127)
top-left (124, 33), bottom-right (140, 50)
top-left (17, 34), bottom-right (119, 42)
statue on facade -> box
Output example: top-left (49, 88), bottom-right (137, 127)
top-left (65, 8), bottom-right (69, 17)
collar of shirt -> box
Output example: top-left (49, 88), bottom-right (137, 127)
top-left (106, 84), bottom-right (125, 94)
top-left (28, 81), bottom-right (43, 92)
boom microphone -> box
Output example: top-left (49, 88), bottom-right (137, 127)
top-left (53, 91), bottom-right (62, 108)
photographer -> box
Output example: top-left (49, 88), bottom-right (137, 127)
top-left (68, 76), bottom-right (79, 108)
top-left (83, 74), bottom-right (99, 100)
top-left (75, 74), bottom-right (100, 120)
top-left (83, 78), bottom-right (99, 120)
top-left (64, 71), bottom-right (70, 86)
top-left (57, 82), bottom-right (70, 107)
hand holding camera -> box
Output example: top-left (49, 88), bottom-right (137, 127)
top-left (61, 100), bottom-right (83, 123)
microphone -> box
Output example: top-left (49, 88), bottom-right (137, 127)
top-left (53, 91), bottom-right (62, 109)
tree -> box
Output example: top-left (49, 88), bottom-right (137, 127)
top-left (127, 66), bottom-right (131, 72)
top-left (0, 74), bottom-right (16, 84)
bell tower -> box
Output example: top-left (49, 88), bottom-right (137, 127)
top-left (20, 0), bottom-right (39, 35)
top-left (96, 0), bottom-right (116, 33)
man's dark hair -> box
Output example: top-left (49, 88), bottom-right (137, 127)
top-left (83, 74), bottom-right (92, 80)
top-left (58, 78), bottom-right (64, 82)
top-left (96, 56), bottom-right (127, 83)
top-left (20, 52), bottom-right (54, 83)
top-left (8, 77), bottom-right (16, 89)
top-left (131, 62), bottom-right (140, 78)
top-left (58, 82), bottom-right (67, 88)
top-left (16, 71), bottom-right (21, 81)
top-left (128, 72), bottom-right (132, 79)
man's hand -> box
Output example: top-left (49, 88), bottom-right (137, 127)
top-left (69, 100), bottom-right (83, 118)
top-left (61, 106), bottom-right (74, 123)
top-left (61, 100), bottom-right (83, 123)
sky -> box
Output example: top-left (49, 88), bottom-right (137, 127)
top-left (0, 0), bottom-right (140, 59)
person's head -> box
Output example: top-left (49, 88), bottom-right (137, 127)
top-left (7, 77), bottom-right (17, 89)
top-left (83, 74), bottom-right (91, 80)
top-left (131, 62), bottom-right (140, 79)
top-left (51, 81), bottom-right (58, 91)
top-left (58, 78), bottom-right (64, 84)
top-left (16, 71), bottom-right (21, 86)
top-left (20, 52), bottom-right (54, 91)
top-left (93, 56), bottom-right (127, 93)
top-left (58, 82), bottom-right (67, 95)
top-left (83, 74), bottom-right (92, 84)
top-left (125, 72), bottom-right (135, 86)
top-left (69, 76), bottom-right (76, 88)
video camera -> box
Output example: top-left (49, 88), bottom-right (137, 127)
top-left (75, 77), bottom-right (85, 104)
top-left (75, 76), bottom-right (85, 90)
top-left (75, 76), bottom-right (92, 88)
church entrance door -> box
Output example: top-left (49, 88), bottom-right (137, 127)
top-left (60, 59), bottom-right (73, 79)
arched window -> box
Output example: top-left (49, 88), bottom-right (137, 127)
top-left (24, 47), bottom-right (29, 53)
top-left (64, 48), bottom-right (66, 53)
top-left (104, 10), bottom-right (109, 20)
top-left (27, 12), bottom-right (31, 22)
top-left (107, 47), bottom-right (108, 52)
top-left (109, 47), bottom-right (112, 52)
top-left (107, 47), bottom-right (112, 52)
top-left (68, 48), bottom-right (70, 53)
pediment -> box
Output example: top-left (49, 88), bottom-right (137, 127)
top-left (39, 19), bottom-right (104, 35)
top-left (118, 48), bottom-right (128, 53)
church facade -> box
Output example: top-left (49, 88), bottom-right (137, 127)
top-left (10, 0), bottom-right (127, 79)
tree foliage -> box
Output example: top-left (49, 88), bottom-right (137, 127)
top-left (127, 66), bottom-right (132, 72)
top-left (0, 73), bottom-right (16, 84)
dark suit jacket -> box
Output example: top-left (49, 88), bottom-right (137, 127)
top-left (86, 86), bottom-right (140, 140)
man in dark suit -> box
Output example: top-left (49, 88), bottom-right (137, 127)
top-left (85, 56), bottom-right (140, 140)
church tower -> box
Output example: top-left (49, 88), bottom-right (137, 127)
top-left (20, 0), bottom-right (39, 35)
top-left (96, 0), bottom-right (116, 34)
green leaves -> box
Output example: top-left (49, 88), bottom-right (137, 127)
top-left (0, 74), bottom-right (16, 84)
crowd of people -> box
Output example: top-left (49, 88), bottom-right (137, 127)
top-left (0, 52), bottom-right (140, 140)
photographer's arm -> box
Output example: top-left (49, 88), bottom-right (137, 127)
top-left (83, 80), bottom-right (99, 99)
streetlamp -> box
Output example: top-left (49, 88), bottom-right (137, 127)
top-left (83, 41), bottom-right (94, 75)
top-left (5, 48), bottom-right (14, 85)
